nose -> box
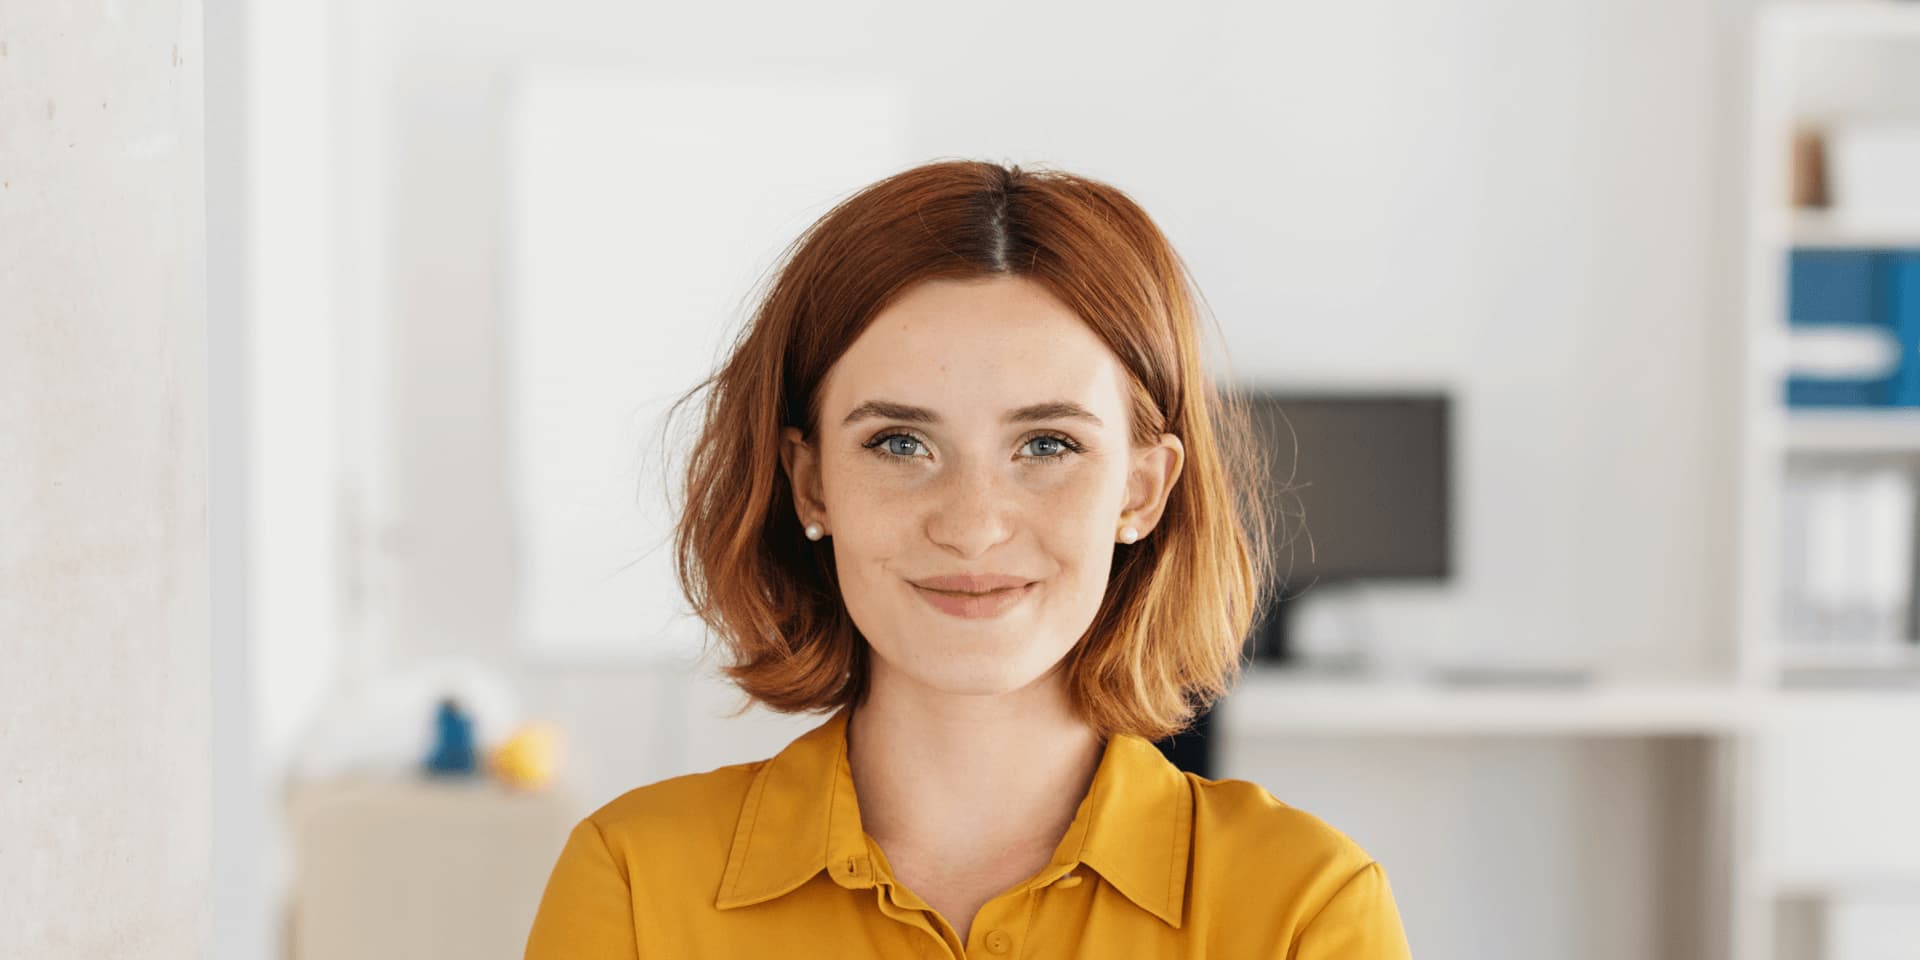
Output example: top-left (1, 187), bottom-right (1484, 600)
top-left (923, 458), bottom-right (1015, 560)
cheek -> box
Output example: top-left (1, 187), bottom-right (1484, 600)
top-left (818, 475), bottom-right (914, 602)
top-left (1045, 491), bottom-right (1113, 550)
top-left (1052, 459), bottom-right (1129, 531)
top-left (819, 472), bottom-right (899, 545)
top-left (1032, 479), bottom-right (1126, 594)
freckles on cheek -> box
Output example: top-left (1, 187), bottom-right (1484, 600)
top-left (823, 457), bottom-right (888, 519)
top-left (1041, 493), bottom-right (1110, 553)
top-left (830, 477), bottom-right (907, 568)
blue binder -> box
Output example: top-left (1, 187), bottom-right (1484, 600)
top-left (1789, 249), bottom-right (1879, 327)
top-left (1784, 249), bottom-right (1918, 408)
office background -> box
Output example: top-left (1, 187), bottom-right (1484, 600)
top-left (8, 2), bottom-right (1920, 959)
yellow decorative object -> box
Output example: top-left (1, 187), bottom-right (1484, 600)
top-left (488, 722), bottom-right (562, 791)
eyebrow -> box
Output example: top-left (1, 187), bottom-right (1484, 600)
top-left (840, 399), bottom-right (1105, 429)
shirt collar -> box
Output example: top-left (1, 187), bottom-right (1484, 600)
top-left (713, 702), bottom-right (1193, 927)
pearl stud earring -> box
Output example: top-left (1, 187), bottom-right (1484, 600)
top-left (1120, 526), bottom-right (1140, 544)
top-left (805, 522), bottom-right (824, 541)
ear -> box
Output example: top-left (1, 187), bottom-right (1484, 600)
top-left (1120, 432), bottom-right (1185, 539)
top-left (780, 425), bottom-right (827, 528)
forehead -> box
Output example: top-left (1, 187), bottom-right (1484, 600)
top-left (820, 276), bottom-right (1127, 425)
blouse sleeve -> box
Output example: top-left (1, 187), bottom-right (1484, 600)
top-left (1291, 860), bottom-right (1413, 959)
top-left (524, 817), bottom-right (640, 959)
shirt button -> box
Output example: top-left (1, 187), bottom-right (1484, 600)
top-left (984, 929), bottom-right (1012, 954)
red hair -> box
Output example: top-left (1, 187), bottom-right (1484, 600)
top-left (666, 159), bottom-right (1276, 740)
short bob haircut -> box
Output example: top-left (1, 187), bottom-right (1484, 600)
top-left (667, 159), bottom-right (1277, 742)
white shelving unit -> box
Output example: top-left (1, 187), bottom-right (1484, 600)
top-left (1735, 4), bottom-right (1920, 960)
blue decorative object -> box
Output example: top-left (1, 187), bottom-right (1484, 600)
top-left (422, 697), bottom-right (478, 777)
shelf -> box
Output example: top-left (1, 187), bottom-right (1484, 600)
top-left (1217, 671), bottom-right (1756, 737)
top-left (1764, 0), bottom-right (1920, 38)
top-left (1785, 408), bottom-right (1920, 453)
top-left (1789, 210), bottom-right (1920, 250)
top-left (1779, 642), bottom-right (1920, 682)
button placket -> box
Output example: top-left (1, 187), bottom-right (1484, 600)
top-left (868, 883), bottom-right (949, 957)
top-left (967, 890), bottom-right (1036, 959)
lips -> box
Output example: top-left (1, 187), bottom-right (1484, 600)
top-left (911, 573), bottom-right (1034, 594)
top-left (908, 573), bottom-right (1038, 621)
top-left (912, 580), bottom-right (1036, 620)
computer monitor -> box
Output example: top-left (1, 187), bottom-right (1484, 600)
top-left (1244, 391), bottom-right (1453, 660)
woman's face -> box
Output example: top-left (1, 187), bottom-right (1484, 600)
top-left (780, 275), bottom-right (1184, 700)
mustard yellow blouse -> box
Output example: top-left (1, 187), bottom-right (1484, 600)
top-left (525, 704), bottom-right (1411, 958)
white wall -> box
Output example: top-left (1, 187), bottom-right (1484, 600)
top-left (0, 1), bottom-right (210, 955)
top-left (259, 2), bottom-right (1757, 958)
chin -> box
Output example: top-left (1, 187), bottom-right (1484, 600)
top-left (892, 643), bottom-right (1065, 699)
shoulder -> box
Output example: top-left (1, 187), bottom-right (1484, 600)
top-left (529, 761), bottom-right (774, 953)
top-left (1184, 772), bottom-right (1378, 883)
top-left (1175, 779), bottom-right (1420, 952)
top-left (580, 760), bottom-right (766, 864)
top-left (1179, 773), bottom-right (1401, 941)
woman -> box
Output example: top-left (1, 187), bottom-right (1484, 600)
top-left (524, 160), bottom-right (1411, 958)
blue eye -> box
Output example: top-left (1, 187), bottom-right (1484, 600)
top-left (882, 434), bottom-right (924, 457)
top-left (1023, 435), bottom-right (1077, 459)
top-left (861, 432), bottom-right (930, 460)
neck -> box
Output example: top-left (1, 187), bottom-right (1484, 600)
top-left (845, 659), bottom-right (1105, 868)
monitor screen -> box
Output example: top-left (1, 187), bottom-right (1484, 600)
top-left (1242, 392), bottom-right (1453, 588)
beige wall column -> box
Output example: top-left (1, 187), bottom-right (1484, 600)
top-left (0, 1), bottom-right (210, 956)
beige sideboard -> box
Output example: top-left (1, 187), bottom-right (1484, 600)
top-left (285, 775), bottom-right (582, 960)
